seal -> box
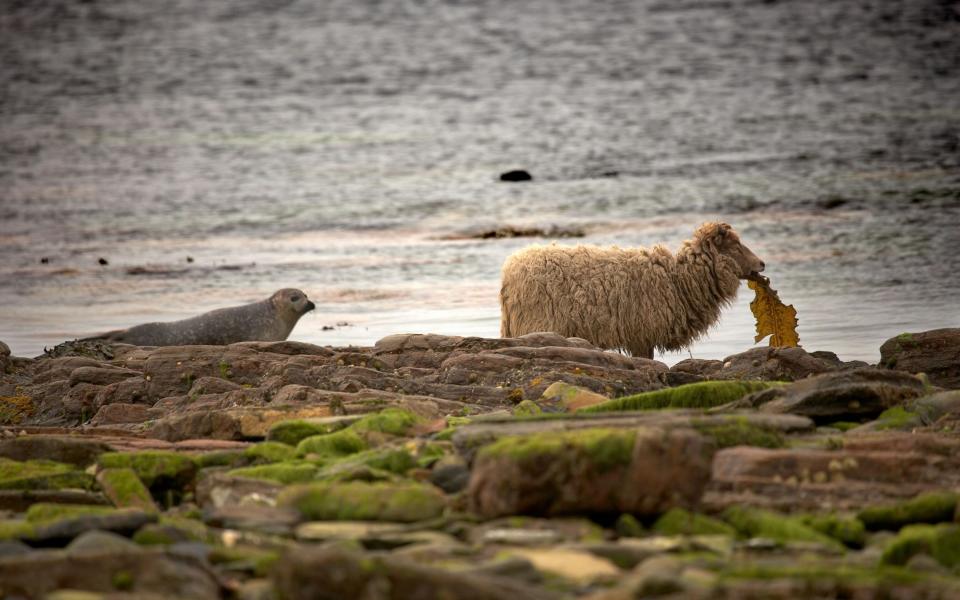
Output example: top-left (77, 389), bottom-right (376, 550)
top-left (85, 288), bottom-right (315, 346)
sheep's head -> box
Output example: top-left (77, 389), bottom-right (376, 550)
top-left (695, 222), bottom-right (766, 280)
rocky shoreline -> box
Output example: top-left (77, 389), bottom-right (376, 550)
top-left (0, 328), bottom-right (958, 598)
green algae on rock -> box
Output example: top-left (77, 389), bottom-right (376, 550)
top-left (349, 408), bottom-right (422, 436)
top-left (800, 513), bottom-right (867, 548)
top-left (653, 507), bottom-right (736, 537)
top-left (691, 416), bottom-right (785, 448)
top-left (278, 481), bottom-right (447, 522)
top-left (0, 457), bottom-right (95, 491)
top-left (267, 418), bottom-right (351, 447)
top-left (228, 462), bottom-right (320, 484)
top-left (95, 468), bottom-right (157, 512)
top-left (579, 381), bottom-right (781, 413)
top-left (244, 441), bottom-right (298, 463)
top-left (97, 451), bottom-right (197, 491)
top-left (478, 427), bottom-right (636, 470)
top-left (511, 399), bottom-right (543, 417)
top-left (296, 429), bottom-right (367, 458)
top-left (858, 491), bottom-right (959, 531)
top-left (722, 506), bottom-right (844, 550)
top-left (881, 523), bottom-right (960, 568)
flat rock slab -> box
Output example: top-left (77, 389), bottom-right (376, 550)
top-left (0, 435), bottom-right (113, 467)
top-left (468, 426), bottom-right (713, 518)
top-left (880, 328), bottom-right (960, 389)
top-left (704, 433), bottom-right (960, 512)
top-left (0, 490), bottom-right (110, 512)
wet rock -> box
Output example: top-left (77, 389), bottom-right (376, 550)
top-left (0, 435), bottom-right (112, 466)
top-left (468, 427), bottom-right (713, 518)
top-left (443, 224), bottom-right (586, 240)
top-left (429, 455), bottom-right (470, 493)
top-left (716, 346), bottom-right (835, 381)
top-left (279, 481), bottom-right (447, 523)
top-left (0, 546), bottom-right (219, 598)
top-left (0, 457), bottom-right (95, 491)
top-left (271, 545), bottom-right (557, 600)
top-left (752, 368), bottom-right (926, 423)
top-left (880, 328), bottom-right (960, 389)
top-left (499, 169), bottom-right (533, 181)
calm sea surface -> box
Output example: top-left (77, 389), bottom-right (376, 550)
top-left (1, 0), bottom-right (958, 363)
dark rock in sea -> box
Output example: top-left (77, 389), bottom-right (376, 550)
top-left (440, 224), bottom-right (585, 240)
top-left (97, 257), bottom-right (108, 265)
top-left (499, 169), bottom-right (533, 182)
top-left (748, 367), bottom-right (926, 423)
top-left (40, 257), bottom-right (49, 264)
top-left (880, 328), bottom-right (960, 389)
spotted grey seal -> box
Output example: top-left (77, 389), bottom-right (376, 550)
top-left (85, 288), bottom-right (315, 346)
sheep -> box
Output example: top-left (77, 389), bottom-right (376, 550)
top-left (499, 222), bottom-right (766, 359)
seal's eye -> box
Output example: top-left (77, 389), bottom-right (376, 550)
top-left (290, 295), bottom-right (301, 302)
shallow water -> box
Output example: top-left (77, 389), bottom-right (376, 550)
top-left (1, 0), bottom-right (959, 362)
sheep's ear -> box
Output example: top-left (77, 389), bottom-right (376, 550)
top-left (716, 223), bottom-right (731, 240)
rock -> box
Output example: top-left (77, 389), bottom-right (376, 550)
top-left (755, 368), bottom-right (926, 423)
top-left (468, 427), bottom-right (713, 518)
top-left (858, 491), bottom-right (958, 531)
top-left (147, 405), bottom-right (340, 442)
top-left (505, 548), bottom-right (620, 584)
top-left (880, 329), bottom-right (960, 389)
top-left (194, 469), bottom-right (285, 510)
top-left (429, 455), bottom-right (470, 493)
top-left (278, 481), bottom-right (447, 523)
top-left (704, 433), bottom-right (960, 512)
top-left (96, 468), bottom-right (158, 512)
top-left (881, 523), bottom-right (960, 568)
top-left (89, 402), bottom-right (152, 425)
top-left (670, 358), bottom-right (724, 379)
top-left (0, 341), bottom-right (9, 357)
top-left (0, 457), bottom-right (95, 491)
top-left (0, 489), bottom-right (109, 512)
top-left (66, 529), bottom-right (141, 554)
top-left (266, 415), bottom-right (359, 446)
top-left (539, 382), bottom-right (609, 412)
top-left (19, 503), bottom-right (157, 545)
top-left (0, 435), bottom-right (112, 466)
top-left (499, 169), bottom-right (533, 182)
top-left (0, 547), bottom-right (220, 598)
top-left (68, 366), bottom-right (140, 387)
top-left (271, 545), bottom-right (557, 600)
top-left (717, 347), bottom-right (835, 381)
top-left (295, 521), bottom-right (459, 550)
top-left (581, 380), bottom-right (781, 413)
top-left (469, 517), bottom-right (606, 546)
top-left (97, 451), bottom-right (197, 496)
top-left (202, 505), bottom-right (301, 536)
top-left (187, 376), bottom-right (242, 396)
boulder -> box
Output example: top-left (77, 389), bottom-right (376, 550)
top-left (716, 347), bottom-right (835, 381)
top-left (468, 427), bottom-right (713, 518)
top-left (880, 328), bottom-right (960, 389)
top-left (0, 435), bottom-right (112, 467)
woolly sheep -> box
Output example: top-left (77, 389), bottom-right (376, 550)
top-left (499, 222), bottom-right (766, 358)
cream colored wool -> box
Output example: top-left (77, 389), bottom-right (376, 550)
top-left (499, 222), bottom-right (765, 358)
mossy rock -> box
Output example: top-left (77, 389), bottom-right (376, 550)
top-left (244, 441), bottom-right (298, 464)
top-left (97, 451), bottom-right (198, 492)
top-left (615, 514), bottom-right (646, 538)
top-left (512, 399), bottom-right (543, 417)
top-left (800, 513), bottom-right (866, 548)
top-left (278, 481), bottom-right (447, 522)
top-left (228, 462), bottom-right (319, 484)
top-left (722, 506), bottom-right (844, 550)
top-left (881, 523), bottom-right (960, 567)
top-left (691, 417), bottom-right (784, 449)
top-left (0, 519), bottom-right (36, 540)
top-left (96, 468), bottom-right (157, 511)
top-left (872, 406), bottom-right (923, 431)
top-left (296, 429), bottom-right (368, 458)
top-left (858, 491), bottom-right (959, 531)
top-left (653, 508), bottom-right (736, 537)
top-left (719, 563), bottom-right (927, 588)
top-left (267, 419), bottom-right (349, 447)
top-left (25, 502), bottom-right (120, 523)
top-left (0, 457), bottom-right (95, 491)
top-left (580, 381), bottom-right (781, 413)
top-left (132, 515), bottom-right (209, 545)
top-left (476, 427), bottom-right (636, 471)
top-left (349, 408), bottom-right (421, 436)
top-left (209, 545), bottom-right (280, 577)
top-left (193, 449), bottom-right (247, 469)
top-left (315, 447), bottom-right (418, 480)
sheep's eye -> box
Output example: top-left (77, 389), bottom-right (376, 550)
top-left (290, 295), bottom-right (301, 302)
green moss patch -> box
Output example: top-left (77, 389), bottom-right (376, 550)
top-left (315, 447), bottom-right (418, 480)
top-left (228, 462), bottom-right (319, 484)
top-left (512, 399), bottom-right (543, 417)
top-left (278, 481), bottom-right (446, 522)
top-left (244, 441), bottom-right (298, 463)
top-left (858, 491), bottom-right (958, 531)
top-left (477, 428), bottom-right (636, 471)
top-left (653, 508), bottom-right (736, 537)
top-left (872, 406), bottom-right (922, 431)
top-left (0, 457), bottom-right (94, 491)
top-left (25, 503), bottom-right (120, 523)
top-left (580, 381), bottom-right (781, 413)
top-left (722, 506), bottom-right (844, 550)
top-left (881, 524), bottom-right (960, 568)
top-left (296, 429), bottom-right (368, 458)
top-left (97, 451), bottom-right (197, 491)
top-left (799, 513), bottom-right (866, 548)
top-left (96, 468), bottom-right (156, 511)
top-left (692, 417), bottom-right (784, 449)
top-left (267, 419), bottom-right (349, 447)
top-left (349, 408), bottom-right (421, 436)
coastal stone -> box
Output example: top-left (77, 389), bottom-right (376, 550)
top-left (22, 503), bottom-right (157, 544)
top-left (755, 368), bottom-right (926, 423)
top-left (0, 435), bottom-right (112, 467)
top-left (266, 415), bottom-right (359, 446)
top-left (880, 328), bottom-right (960, 389)
top-left (147, 405), bottom-right (339, 441)
top-left (0, 457), bottom-right (95, 491)
top-left (66, 529), bottom-right (141, 554)
top-left (468, 427), bottom-right (713, 518)
top-left (271, 545), bottom-right (556, 600)
top-left (203, 504), bottom-right (300, 535)
top-left (278, 481), bottom-right (447, 523)
top-left (506, 548), bottom-right (620, 584)
top-left (858, 491), bottom-right (958, 531)
top-left (0, 547), bottom-right (219, 599)
top-left (539, 382), bottom-right (609, 412)
top-left (429, 455), bottom-right (470, 493)
top-left (670, 358), bottom-right (724, 379)
top-left (68, 366), bottom-right (140, 388)
top-left (581, 380), bottom-right (780, 413)
top-left (0, 489), bottom-right (109, 512)
top-left (96, 468), bottom-right (158, 512)
top-left (470, 517), bottom-right (606, 546)
top-left (91, 376), bottom-right (149, 409)
top-left (194, 469), bottom-right (285, 509)
top-left (187, 375), bottom-right (242, 396)
top-left (97, 451), bottom-right (197, 495)
top-left (717, 346), bottom-right (834, 381)
top-left (89, 402), bottom-right (151, 425)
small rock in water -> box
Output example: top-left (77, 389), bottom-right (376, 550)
top-left (186, 256), bottom-right (194, 263)
top-left (499, 169), bottom-right (533, 182)
top-left (40, 257), bottom-right (49, 264)
top-left (97, 257), bottom-right (108, 265)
